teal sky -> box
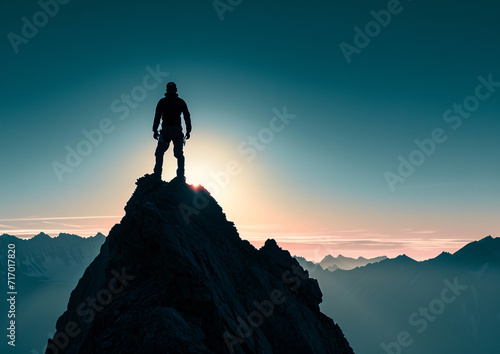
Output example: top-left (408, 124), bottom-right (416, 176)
top-left (1, 0), bottom-right (499, 260)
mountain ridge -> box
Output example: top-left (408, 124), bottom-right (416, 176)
top-left (0, 232), bottom-right (107, 354)
top-left (296, 235), bottom-right (500, 354)
top-left (0, 232), bottom-right (106, 281)
top-left (47, 175), bottom-right (354, 354)
top-left (317, 254), bottom-right (387, 271)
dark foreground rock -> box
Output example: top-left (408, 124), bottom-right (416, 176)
top-left (48, 175), bottom-right (354, 354)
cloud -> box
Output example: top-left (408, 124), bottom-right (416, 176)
top-left (0, 216), bottom-right (120, 237)
top-left (41, 220), bottom-right (84, 228)
top-left (0, 229), bottom-right (106, 237)
top-left (408, 230), bottom-right (438, 235)
top-left (0, 216), bottom-right (122, 222)
top-left (242, 231), bottom-right (472, 253)
top-left (238, 224), bottom-right (282, 230)
top-left (334, 229), bottom-right (368, 233)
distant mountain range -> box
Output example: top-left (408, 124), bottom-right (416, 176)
top-left (0, 232), bottom-right (105, 354)
top-left (296, 254), bottom-right (387, 271)
top-left (2, 225), bottom-right (498, 353)
top-left (0, 232), bottom-right (105, 281)
top-left (296, 236), bottom-right (500, 354)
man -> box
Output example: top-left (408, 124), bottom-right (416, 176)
top-left (152, 82), bottom-right (191, 179)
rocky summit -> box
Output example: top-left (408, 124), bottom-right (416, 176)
top-left (47, 175), bottom-right (354, 354)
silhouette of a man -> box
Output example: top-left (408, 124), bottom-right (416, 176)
top-left (153, 82), bottom-right (191, 179)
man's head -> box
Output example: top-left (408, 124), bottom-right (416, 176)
top-left (166, 82), bottom-right (177, 93)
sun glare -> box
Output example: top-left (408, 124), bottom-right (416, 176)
top-left (185, 164), bottom-right (209, 188)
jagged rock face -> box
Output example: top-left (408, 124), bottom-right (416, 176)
top-left (48, 175), bottom-right (353, 354)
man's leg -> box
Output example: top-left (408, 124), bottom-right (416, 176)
top-left (154, 137), bottom-right (170, 178)
top-left (173, 138), bottom-right (185, 178)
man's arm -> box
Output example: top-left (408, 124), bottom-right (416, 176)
top-left (182, 99), bottom-right (192, 138)
top-left (152, 100), bottom-right (162, 139)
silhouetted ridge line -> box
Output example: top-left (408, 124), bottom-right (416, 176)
top-left (47, 174), bottom-right (354, 354)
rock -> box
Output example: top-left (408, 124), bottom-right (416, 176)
top-left (47, 174), bottom-right (354, 354)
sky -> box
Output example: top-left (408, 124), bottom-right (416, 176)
top-left (1, 0), bottom-right (499, 261)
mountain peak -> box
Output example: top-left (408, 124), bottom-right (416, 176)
top-left (438, 251), bottom-right (452, 257)
top-left (263, 238), bottom-right (280, 249)
top-left (94, 232), bottom-right (106, 239)
top-left (479, 235), bottom-right (493, 243)
top-left (393, 254), bottom-right (417, 263)
top-left (452, 235), bottom-right (500, 266)
top-left (33, 232), bottom-right (51, 240)
top-left (318, 253), bottom-right (387, 271)
top-left (321, 254), bottom-right (335, 262)
top-left (57, 233), bottom-right (81, 239)
top-left (48, 174), bottom-right (353, 353)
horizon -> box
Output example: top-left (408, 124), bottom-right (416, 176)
top-left (1, 227), bottom-right (494, 262)
top-left (2, 0), bottom-right (499, 263)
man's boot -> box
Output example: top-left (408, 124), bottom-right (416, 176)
top-left (176, 167), bottom-right (185, 181)
top-left (176, 151), bottom-right (185, 181)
